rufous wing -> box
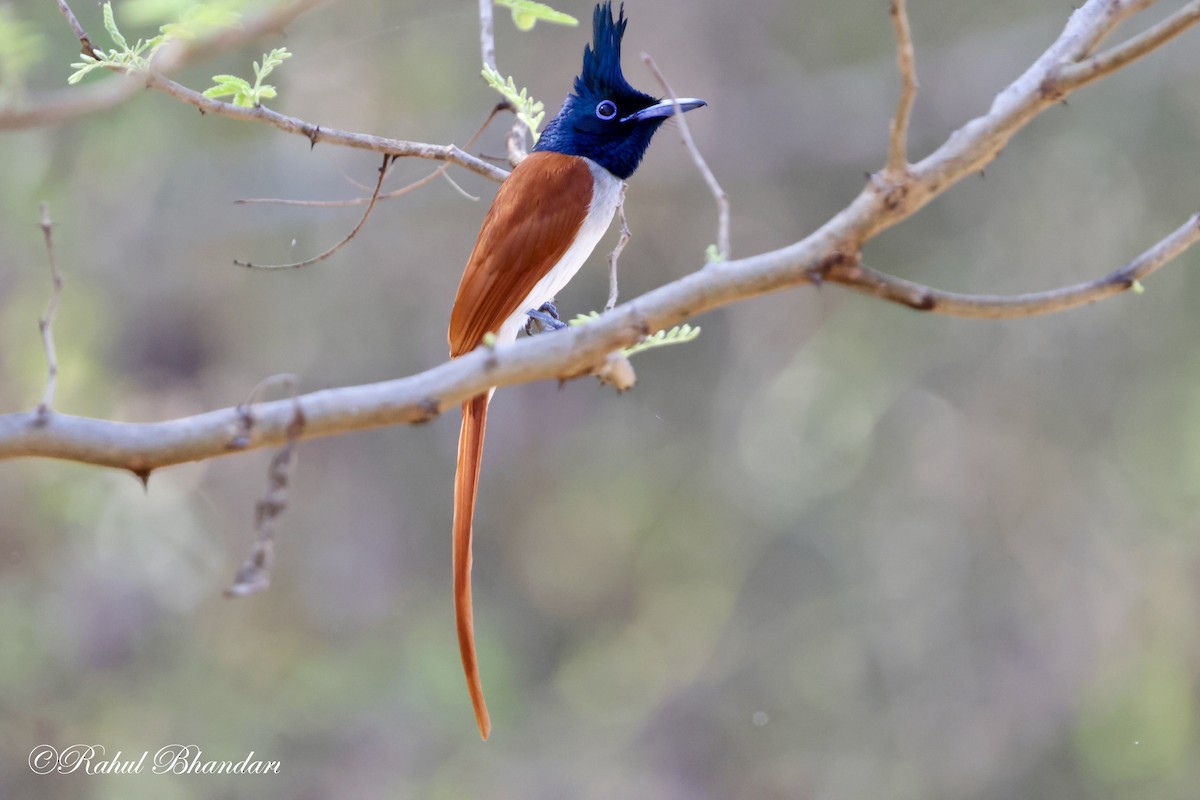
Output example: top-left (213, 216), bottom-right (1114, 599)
top-left (449, 151), bottom-right (594, 356)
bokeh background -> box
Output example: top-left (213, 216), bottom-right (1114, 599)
top-left (3, 0), bottom-right (1200, 797)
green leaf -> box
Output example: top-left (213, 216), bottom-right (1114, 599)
top-left (209, 74), bottom-right (251, 90)
top-left (495, 0), bottom-right (578, 29)
top-left (202, 47), bottom-right (290, 108)
top-left (67, 58), bottom-right (104, 85)
top-left (568, 311), bottom-right (701, 358)
top-left (102, 2), bottom-right (128, 51)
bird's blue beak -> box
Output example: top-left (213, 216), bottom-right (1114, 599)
top-left (620, 98), bottom-right (707, 123)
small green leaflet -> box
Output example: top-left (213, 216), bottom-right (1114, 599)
top-left (569, 311), bottom-right (701, 358)
top-left (495, 0), bottom-right (578, 31)
top-left (202, 47), bottom-right (291, 108)
top-left (481, 64), bottom-right (545, 143)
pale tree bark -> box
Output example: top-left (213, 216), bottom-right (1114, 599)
top-left (1, 0), bottom-right (1199, 480)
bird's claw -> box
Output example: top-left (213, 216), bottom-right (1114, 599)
top-left (524, 302), bottom-right (568, 336)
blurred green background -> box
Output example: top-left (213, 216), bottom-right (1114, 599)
top-left (3, 0), bottom-right (1200, 797)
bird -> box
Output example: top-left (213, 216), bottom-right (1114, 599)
top-left (447, 1), bottom-right (706, 740)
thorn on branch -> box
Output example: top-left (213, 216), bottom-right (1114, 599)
top-left (133, 468), bottom-right (152, 489)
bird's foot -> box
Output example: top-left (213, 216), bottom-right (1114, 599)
top-left (524, 302), bottom-right (568, 336)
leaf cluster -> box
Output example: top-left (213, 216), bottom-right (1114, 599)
top-left (569, 311), bottom-right (701, 358)
top-left (203, 47), bottom-right (291, 108)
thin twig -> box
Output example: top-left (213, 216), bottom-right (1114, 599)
top-left (479, 0), bottom-right (497, 70)
top-left (606, 183), bottom-right (630, 312)
top-left (236, 166), bottom-right (446, 207)
top-left (440, 169), bottom-right (481, 202)
top-left (236, 154), bottom-right (392, 269)
top-left (1059, 0), bottom-right (1200, 89)
top-left (1079, 0), bottom-right (1161, 57)
top-left (233, 102), bottom-right (509, 207)
top-left (145, 73), bottom-right (508, 182)
top-left (54, 0), bottom-right (99, 59)
top-left (642, 54), bottom-right (729, 261)
top-left (506, 121), bottom-right (530, 165)
top-left (831, 213), bottom-right (1200, 318)
top-left (35, 203), bottom-right (63, 423)
top-left (885, 0), bottom-right (918, 177)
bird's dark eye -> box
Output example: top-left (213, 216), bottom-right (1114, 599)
top-left (595, 100), bottom-right (618, 120)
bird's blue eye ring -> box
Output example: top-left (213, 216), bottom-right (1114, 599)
top-left (595, 100), bottom-right (618, 120)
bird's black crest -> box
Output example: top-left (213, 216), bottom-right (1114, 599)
top-left (576, 2), bottom-right (634, 97)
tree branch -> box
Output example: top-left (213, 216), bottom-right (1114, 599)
top-left (53, 0), bottom-right (99, 59)
top-left (234, 154), bottom-right (392, 269)
top-left (35, 203), bottom-right (63, 423)
top-left (3, 0), bottom-right (1199, 474)
top-left (6, 0), bottom-right (510, 183)
top-left (830, 214), bottom-right (1200, 317)
top-left (144, 73), bottom-right (507, 182)
top-left (1, 0), bottom-right (319, 131)
top-left (1059, 0), bottom-right (1200, 88)
top-left (479, 0), bottom-right (497, 71)
top-left (642, 54), bottom-right (729, 262)
top-left (885, 0), bottom-right (917, 178)
top-left (606, 183), bottom-right (630, 312)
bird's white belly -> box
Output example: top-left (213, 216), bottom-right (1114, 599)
top-left (496, 160), bottom-right (624, 343)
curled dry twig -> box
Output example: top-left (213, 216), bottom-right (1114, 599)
top-left (226, 377), bottom-right (305, 597)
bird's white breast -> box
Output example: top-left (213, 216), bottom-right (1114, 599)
top-left (496, 160), bottom-right (624, 343)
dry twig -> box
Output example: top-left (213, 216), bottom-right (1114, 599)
top-left (606, 183), bottom-right (631, 312)
top-left (642, 54), bottom-right (729, 261)
top-left (885, 0), bottom-right (918, 177)
top-left (235, 155), bottom-right (393, 269)
top-left (226, 380), bottom-right (305, 597)
top-left (35, 204), bottom-right (63, 424)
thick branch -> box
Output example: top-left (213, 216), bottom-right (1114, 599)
top-left (4, 211), bottom-right (1197, 471)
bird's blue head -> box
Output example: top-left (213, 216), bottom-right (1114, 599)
top-left (534, 2), bottom-right (706, 180)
